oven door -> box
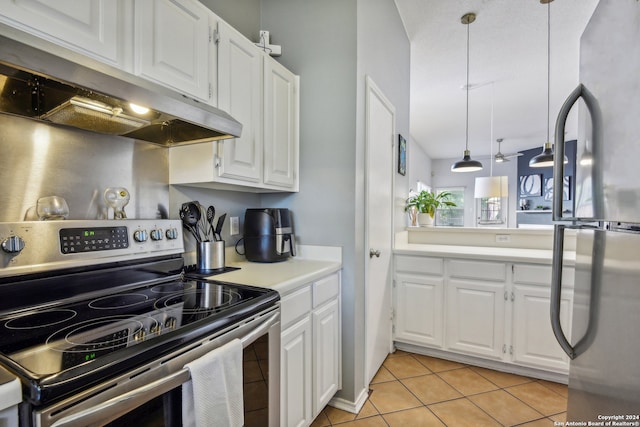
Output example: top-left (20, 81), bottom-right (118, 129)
top-left (32, 305), bottom-right (280, 427)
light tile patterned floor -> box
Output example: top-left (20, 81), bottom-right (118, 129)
top-left (311, 351), bottom-right (567, 427)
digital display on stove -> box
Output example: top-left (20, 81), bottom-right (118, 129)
top-left (62, 328), bottom-right (129, 369)
top-left (60, 227), bottom-right (129, 254)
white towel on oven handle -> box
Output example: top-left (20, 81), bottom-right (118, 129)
top-left (182, 338), bottom-right (244, 427)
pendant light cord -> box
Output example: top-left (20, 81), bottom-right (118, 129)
top-left (466, 18), bottom-right (470, 151)
top-left (546, 1), bottom-right (551, 145)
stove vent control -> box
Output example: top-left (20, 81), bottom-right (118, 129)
top-left (1, 235), bottom-right (25, 254)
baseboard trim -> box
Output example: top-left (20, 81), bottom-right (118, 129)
top-left (394, 342), bottom-right (569, 384)
top-left (328, 387), bottom-right (369, 414)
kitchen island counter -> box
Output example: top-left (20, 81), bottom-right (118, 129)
top-left (394, 242), bottom-right (576, 265)
top-left (395, 228), bottom-right (576, 265)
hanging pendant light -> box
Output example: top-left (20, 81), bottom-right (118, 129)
top-left (452, 12), bottom-right (483, 173)
top-left (530, 0), bottom-right (568, 168)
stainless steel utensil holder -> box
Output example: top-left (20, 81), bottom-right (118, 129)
top-left (196, 241), bottom-right (225, 271)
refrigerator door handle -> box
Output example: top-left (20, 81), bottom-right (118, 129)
top-left (551, 224), bottom-right (576, 359)
top-left (553, 83), bottom-right (601, 221)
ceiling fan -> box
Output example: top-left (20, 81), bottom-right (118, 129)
top-left (494, 138), bottom-right (523, 163)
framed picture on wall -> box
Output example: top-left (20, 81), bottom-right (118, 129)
top-left (398, 134), bottom-right (407, 176)
top-left (519, 174), bottom-right (542, 197)
top-left (544, 176), bottom-right (571, 201)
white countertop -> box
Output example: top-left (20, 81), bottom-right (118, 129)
top-left (394, 242), bottom-right (576, 265)
top-left (197, 245), bottom-right (343, 295)
top-left (0, 367), bottom-right (20, 411)
top-left (210, 258), bottom-right (341, 295)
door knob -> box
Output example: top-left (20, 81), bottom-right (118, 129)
top-left (369, 249), bottom-right (381, 258)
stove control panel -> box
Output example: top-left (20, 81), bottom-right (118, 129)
top-left (60, 226), bottom-right (129, 254)
top-left (0, 220), bottom-right (184, 277)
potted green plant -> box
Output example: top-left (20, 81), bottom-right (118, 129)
top-left (405, 190), bottom-right (457, 227)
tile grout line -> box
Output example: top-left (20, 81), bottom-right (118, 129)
top-left (372, 355), bottom-right (453, 426)
top-left (322, 352), bottom-right (568, 427)
top-left (409, 354), bottom-right (561, 427)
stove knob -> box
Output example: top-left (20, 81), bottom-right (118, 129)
top-left (1, 236), bottom-right (25, 254)
top-left (150, 229), bottom-right (163, 241)
top-left (149, 323), bottom-right (162, 335)
top-left (165, 228), bottom-right (178, 240)
top-left (133, 328), bottom-right (146, 342)
top-left (165, 317), bottom-right (177, 329)
top-left (133, 230), bottom-right (148, 243)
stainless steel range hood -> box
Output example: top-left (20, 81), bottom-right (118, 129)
top-left (0, 34), bottom-right (242, 145)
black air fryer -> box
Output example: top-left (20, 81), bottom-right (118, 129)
top-left (243, 208), bottom-right (296, 262)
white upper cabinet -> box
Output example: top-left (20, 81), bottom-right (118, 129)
top-left (263, 58), bottom-right (299, 189)
top-left (135, 0), bottom-right (212, 102)
top-left (0, 0), bottom-right (132, 69)
top-left (169, 16), bottom-right (299, 193)
top-left (217, 20), bottom-right (263, 182)
top-left (4, 0), bottom-right (301, 193)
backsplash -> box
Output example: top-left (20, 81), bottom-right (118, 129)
top-left (0, 114), bottom-right (168, 222)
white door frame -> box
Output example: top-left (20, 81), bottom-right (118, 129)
top-left (364, 76), bottom-right (396, 385)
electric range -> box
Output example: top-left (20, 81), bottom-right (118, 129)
top-left (0, 220), bottom-right (279, 425)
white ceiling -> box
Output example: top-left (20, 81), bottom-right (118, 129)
top-left (394, 0), bottom-right (600, 161)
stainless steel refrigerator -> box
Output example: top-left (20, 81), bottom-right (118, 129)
top-left (551, 0), bottom-right (640, 421)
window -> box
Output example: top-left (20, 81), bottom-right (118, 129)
top-left (434, 187), bottom-right (464, 227)
top-left (477, 197), bottom-right (506, 225)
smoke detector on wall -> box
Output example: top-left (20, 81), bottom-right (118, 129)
top-left (255, 31), bottom-right (282, 57)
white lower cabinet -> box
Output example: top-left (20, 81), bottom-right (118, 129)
top-left (446, 278), bottom-right (506, 360)
top-left (281, 316), bottom-right (312, 427)
top-left (393, 255), bottom-right (574, 376)
top-left (445, 259), bottom-right (507, 360)
top-left (280, 272), bottom-right (341, 427)
top-left (312, 298), bottom-right (340, 415)
top-left (394, 273), bottom-right (444, 348)
top-left (510, 263), bottom-right (574, 372)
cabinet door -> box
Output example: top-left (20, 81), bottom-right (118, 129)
top-left (446, 279), bottom-right (506, 360)
top-left (511, 285), bottom-right (572, 372)
top-left (281, 316), bottom-right (312, 427)
top-left (0, 0), bottom-right (129, 68)
top-left (217, 20), bottom-right (263, 182)
top-left (263, 57), bottom-right (299, 189)
top-left (312, 298), bottom-right (340, 416)
top-left (135, 0), bottom-right (211, 101)
top-left (394, 273), bottom-right (444, 348)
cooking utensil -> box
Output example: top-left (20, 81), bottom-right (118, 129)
top-left (186, 202), bottom-right (202, 235)
top-left (214, 213), bottom-right (226, 241)
top-left (206, 205), bottom-right (215, 241)
top-left (180, 203), bottom-right (201, 242)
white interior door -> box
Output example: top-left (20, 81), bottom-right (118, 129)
top-left (365, 76), bottom-right (395, 385)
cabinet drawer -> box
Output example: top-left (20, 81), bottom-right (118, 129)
top-left (395, 255), bottom-right (443, 275)
top-left (448, 259), bottom-right (506, 282)
top-left (313, 273), bottom-right (340, 308)
top-left (513, 264), bottom-right (575, 288)
top-left (281, 285), bottom-right (312, 328)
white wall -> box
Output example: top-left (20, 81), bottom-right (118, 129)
top-left (408, 137), bottom-right (432, 190)
top-left (431, 158), bottom-right (518, 228)
top-left (199, 0), bottom-right (261, 41)
top-left (260, 0), bottom-right (410, 405)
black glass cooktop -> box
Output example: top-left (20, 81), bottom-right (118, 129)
top-left (0, 258), bottom-right (278, 406)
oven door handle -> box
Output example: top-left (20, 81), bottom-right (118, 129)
top-left (51, 310), bottom-right (280, 427)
